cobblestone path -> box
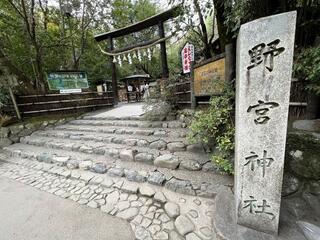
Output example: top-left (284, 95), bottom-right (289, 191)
top-left (0, 109), bottom-right (232, 240)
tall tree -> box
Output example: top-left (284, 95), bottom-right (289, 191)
top-left (4, 0), bottom-right (46, 91)
top-left (168, 0), bottom-right (223, 59)
top-left (0, 0), bottom-right (112, 93)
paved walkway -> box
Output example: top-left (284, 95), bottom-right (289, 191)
top-left (0, 175), bottom-right (134, 240)
top-left (0, 158), bottom-right (216, 240)
top-left (89, 102), bottom-right (145, 118)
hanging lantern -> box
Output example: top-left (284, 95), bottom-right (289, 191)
top-left (112, 56), bottom-right (117, 63)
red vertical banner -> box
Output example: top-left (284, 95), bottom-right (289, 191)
top-left (181, 42), bottom-right (194, 74)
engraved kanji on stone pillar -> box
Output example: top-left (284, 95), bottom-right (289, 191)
top-left (235, 12), bottom-right (296, 235)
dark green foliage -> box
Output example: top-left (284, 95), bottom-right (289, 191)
top-left (188, 86), bottom-right (235, 174)
top-left (0, 88), bottom-right (10, 109)
top-left (294, 47), bottom-right (320, 95)
top-left (0, 0), bottom-right (160, 93)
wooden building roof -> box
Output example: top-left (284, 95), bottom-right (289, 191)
top-left (120, 74), bottom-right (151, 81)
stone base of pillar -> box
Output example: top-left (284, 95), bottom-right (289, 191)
top-left (212, 186), bottom-right (307, 240)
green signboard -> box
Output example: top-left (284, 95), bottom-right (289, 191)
top-left (47, 71), bottom-right (89, 90)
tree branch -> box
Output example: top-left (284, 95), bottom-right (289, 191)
top-left (209, 9), bottom-right (216, 44)
top-left (6, 0), bottom-right (25, 19)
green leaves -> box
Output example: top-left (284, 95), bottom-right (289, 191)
top-left (0, 0), bottom-right (163, 92)
top-left (212, 154), bottom-right (234, 175)
top-left (187, 86), bottom-right (235, 175)
top-left (0, 87), bottom-right (10, 109)
top-left (0, 65), bottom-right (18, 88)
top-left (294, 47), bottom-right (320, 95)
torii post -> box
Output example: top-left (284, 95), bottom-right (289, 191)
top-left (94, 6), bottom-right (181, 104)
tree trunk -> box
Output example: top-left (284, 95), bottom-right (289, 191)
top-left (213, 0), bottom-right (228, 50)
top-left (58, 0), bottom-right (67, 68)
top-left (194, 0), bottom-right (212, 59)
top-left (34, 44), bottom-right (46, 92)
top-left (225, 41), bottom-right (236, 86)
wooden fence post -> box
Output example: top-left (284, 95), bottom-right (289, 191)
top-left (190, 61), bottom-right (196, 109)
top-left (8, 86), bottom-right (21, 120)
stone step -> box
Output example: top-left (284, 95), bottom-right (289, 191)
top-left (20, 134), bottom-right (210, 172)
top-left (34, 129), bottom-right (189, 148)
top-left (1, 146), bottom-right (232, 198)
top-left (82, 115), bottom-right (144, 121)
top-left (68, 119), bottom-right (187, 129)
top-left (54, 124), bottom-right (189, 138)
top-left (0, 155), bottom-right (216, 240)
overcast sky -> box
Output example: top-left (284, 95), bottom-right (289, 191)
top-left (48, 0), bottom-right (171, 10)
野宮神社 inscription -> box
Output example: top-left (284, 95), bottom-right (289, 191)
top-left (244, 150), bottom-right (274, 177)
top-left (235, 12), bottom-right (296, 235)
top-left (247, 39), bottom-right (285, 72)
top-left (247, 100), bottom-right (280, 125)
top-left (243, 196), bottom-right (275, 219)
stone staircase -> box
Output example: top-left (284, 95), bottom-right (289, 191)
top-left (2, 114), bottom-right (232, 199)
top-left (0, 110), bottom-right (236, 240)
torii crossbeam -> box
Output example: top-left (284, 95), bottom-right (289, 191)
top-left (94, 6), bottom-right (181, 103)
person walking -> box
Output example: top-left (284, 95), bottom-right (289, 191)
top-left (143, 81), bottom-right (150, 99)
top-left (133, 85), bottom-right (140, 102)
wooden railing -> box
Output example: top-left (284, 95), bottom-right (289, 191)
top-left (15, 91), bottom-right (114, 116)
top-left (171, 79), bottom-right (308, 118)
top-left (289, 79), bottom-right (308, 118)
top-left (171, 81), bottom-right (191, 106)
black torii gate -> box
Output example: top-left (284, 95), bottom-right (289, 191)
top-left (94, 6), bottom-right (181, 104)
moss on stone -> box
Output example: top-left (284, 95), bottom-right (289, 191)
top-left (285, 132), bottom-right (320, 180)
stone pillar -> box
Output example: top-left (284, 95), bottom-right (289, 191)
top-left (235, 12), bottom-right (296, 235)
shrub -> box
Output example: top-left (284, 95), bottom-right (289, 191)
top-left (0, 88), bottom-right (10, 115)
top-left (188, 86), bottom-right (235, 174)
top-left (294, 47), bottom-right (320, 95)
